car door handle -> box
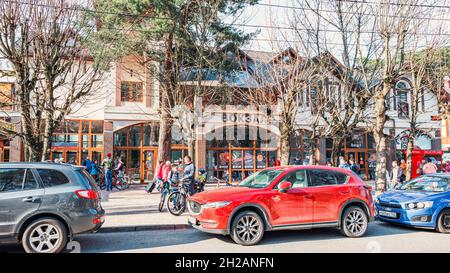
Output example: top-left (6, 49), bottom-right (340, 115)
top-left (304, 194), bottom-right (313, 199)
top-left (339, 190), bottom-right (350, 195)
top-left (271, 196), bottom-right (281, 202)
top-left (22, 197), bottom-right (41, 203)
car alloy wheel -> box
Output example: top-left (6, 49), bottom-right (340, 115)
top-left (22, 218), bottom-right (68, 253)
top-left (341, 206), bottom-right (368, 238)
top-left (29, 224), bottom-right (61, 252)
top-left (436, 209), bottom-right (450, 233)
top-left (231, 211), bottom-right (264, 246)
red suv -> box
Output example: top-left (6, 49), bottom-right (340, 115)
top-left (187, 166), bottom-right (374, 245)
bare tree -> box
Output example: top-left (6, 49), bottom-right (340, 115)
top-left (290, 0), bottom-right (379, 166)
top-left (0, 0), bottom-right (106, 161)
top-left (402, 15), bottom-right (446, 180)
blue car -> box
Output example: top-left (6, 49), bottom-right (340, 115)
top-left (375, 174), bottom-right (450, 233)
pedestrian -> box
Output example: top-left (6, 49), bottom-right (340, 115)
top-left (90, 160), bottom-right (100, 182)
top-left (445, 161), bottom-right (450, 173)
top-left (349, 159), bottom-right (360, 174)
top-left (339, 157), bottom-right (351, 170)
top-left (102, 153), bottom-right (113, 191)
top-left (162, 160), bottom-right (171, 182)
top-left (423, 158), bottom-right (438, 174)
top-left (155, 160), bottom-right (164, 181)
top-left (181, 155), bottom-right (196, 195)
top-left (275, 158), bottom-right (281, 166)
top-left (114, 156), bottom-right (125, 183)
top-left (400, 159), bottom-right (407, 181)
top-left (390, 161), bottom-right (403, 189)
top-left (82, 156), bottom-right (93, 173)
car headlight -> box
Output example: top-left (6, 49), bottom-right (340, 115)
top-left (202, 201), bottom-right (232, 209)
top-left (406, 201), bottom-right (433, 210)
top-left (375, 198), bottom-right (380, 204)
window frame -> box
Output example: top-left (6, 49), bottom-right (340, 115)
top-left (307, 169), bottom-right (349, 187)
top-left (274, 169), bottom-right (309, 189)
top-left (120, 81), bottom-right (143, 102)
top-left (0, 168), bottom-right (40, 192)
top-left (35, 168), bottom-right (71, 188)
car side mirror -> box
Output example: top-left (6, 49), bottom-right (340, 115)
top-left (278, 181), bottom-right (292, 193)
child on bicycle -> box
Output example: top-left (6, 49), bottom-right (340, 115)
top-left (167, 163), bottom-right (180, 189)
top-left (196, 168), bottom-right (207, 192)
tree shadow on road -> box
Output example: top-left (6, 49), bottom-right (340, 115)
top-left (213, 221), bottom-right (428, 248)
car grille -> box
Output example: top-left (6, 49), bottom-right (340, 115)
top-left (379, 202), bottom-right (402, 209)
top-left (188, 200), bottom-right (202, 215)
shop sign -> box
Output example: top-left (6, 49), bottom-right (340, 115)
top-left (222, 113), bottom-right (268, 124)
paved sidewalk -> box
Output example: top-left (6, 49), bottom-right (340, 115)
top-left (98, 183), bottom-right (221, 233)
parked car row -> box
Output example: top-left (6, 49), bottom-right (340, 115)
top-left (187, 165), bottom-right (450, 246)
top-left (1, 162), bottom-right (449, 252)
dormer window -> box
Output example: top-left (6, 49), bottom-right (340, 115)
top-left (395, 80), bottom-right (411, 119)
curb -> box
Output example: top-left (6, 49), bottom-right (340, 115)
top-left (98, 224), bottom-right (192, 234)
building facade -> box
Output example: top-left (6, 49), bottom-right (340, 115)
top-left (0, 48), bottom-right (444, 183)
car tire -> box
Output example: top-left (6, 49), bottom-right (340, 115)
top-left (22, 218), bottom-right (68, 253)
top-left (436, 209), bottom-right (450, 233)
top-left (340, 206), bottom-right (368, 238)
top-left (230, 210), bottom-right (265, 246)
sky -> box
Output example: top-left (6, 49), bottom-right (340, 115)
top-left (231, 0), bottom-right (450, 56)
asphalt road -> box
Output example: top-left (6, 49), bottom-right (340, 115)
top-left (2, 221), bottom-right (450, 253)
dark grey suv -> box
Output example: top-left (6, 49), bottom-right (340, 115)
top-left (0, 162), bottom-right (105, 253)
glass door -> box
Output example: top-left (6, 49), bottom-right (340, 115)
top-left (142, 150), bottom-right (156, 183)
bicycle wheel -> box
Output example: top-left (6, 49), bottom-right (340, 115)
top-left (167, 192), bottom-right (186, 216)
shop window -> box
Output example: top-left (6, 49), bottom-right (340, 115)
top-left (114, 129), bottom-right (127, 147)
top-left (368, 132), bottom-right (376, 149)
top-left (128, 125), bottom-right (141, 147)
top-left (91, 135), bottom-right (103, 148)
top-left (91, 121), bottom-right (104, 134)
top-left (121, 81), bottom-right (143, 102)
top-left (346, 130), bottom-right (366, 149)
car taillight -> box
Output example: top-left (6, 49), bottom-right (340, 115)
top-left (75, 190), bottom-right (98, 200)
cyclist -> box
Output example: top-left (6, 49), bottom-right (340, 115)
top-left (181, 155), bottom-right (196, 195)
top-left (196, 168), bottom-right (207, 192)
top-left (114, 156), bottom-right (126, 185)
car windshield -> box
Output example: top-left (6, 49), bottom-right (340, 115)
top-left (399, 176), bottom-right (450, 192)
top-left (238, 169), bottom-right (284, 188)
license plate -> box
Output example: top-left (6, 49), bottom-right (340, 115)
top-left (378, 210), bottom-right (397, 218)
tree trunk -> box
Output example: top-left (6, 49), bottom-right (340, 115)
top-left (330, 137), bottom-right (343, 166)
top-left (41, 113), bottom-right (53, 162)
top-left (157, 33), bottom-right (175, 162)
top-left (405, 135), bottom-right (414, 181)
top-left (158, 111), bottom-right (173, 162)
top-left (374, 93), bottom-right (388, 192)
top-left (279, 122), bottom-right (290, 166)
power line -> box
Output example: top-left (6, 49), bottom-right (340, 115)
top-left (2, 0), bottom-right (449, 43)
top-left (4, 0), bottom-right (450, 23)
top-left (319, 0), bottom-right (450, 9)
top-left (255, 2), bottom-right (450, 22)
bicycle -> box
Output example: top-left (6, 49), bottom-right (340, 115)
top-left (167, 179), bottom-right (197, 216)
top-left (95, 170), bottom-right (126, 191)
top-left (158, 181), bottom-right (177, 212)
